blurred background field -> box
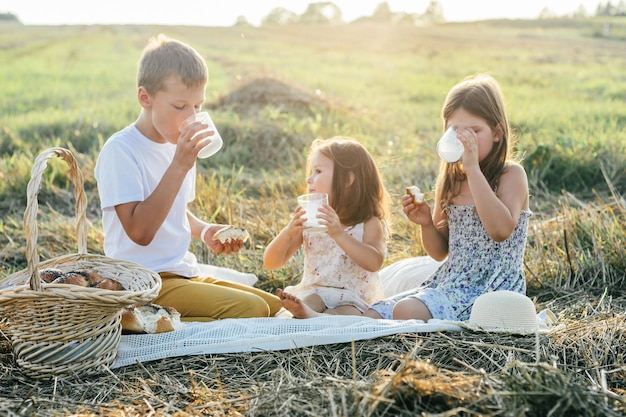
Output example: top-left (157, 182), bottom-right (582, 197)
top-left (0, 15), bottom-right (625, 416)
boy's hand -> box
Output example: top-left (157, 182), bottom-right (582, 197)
top-left (212, 238), bottom-right (245, 255)
top-left (176, 119), bottom-right (213, 168)
top-left (203, 225), bottom-right (245, 255)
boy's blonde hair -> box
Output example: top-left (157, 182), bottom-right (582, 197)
top-left (436, 74), bottom-right (515, 210)
top-left (307, 137), bottom-right (390, 228)
top-left (137, 34), bottom-right (208, 94)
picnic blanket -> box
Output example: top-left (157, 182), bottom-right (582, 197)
top-left (112, 257), bottom-right (555, 369)
top-left (112, 316), bottom-right (461, 368)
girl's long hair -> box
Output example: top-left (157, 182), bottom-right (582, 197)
top-left (436, 74), bottom-right (515, 209)
top-left (307, 137), bottom-right (389, 228)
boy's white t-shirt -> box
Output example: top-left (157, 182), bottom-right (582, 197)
top-left (94, 124), bottom-right (201, 277)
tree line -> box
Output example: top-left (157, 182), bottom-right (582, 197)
top-left (595, 0), bottom-right (626, 16)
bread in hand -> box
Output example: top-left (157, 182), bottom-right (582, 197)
top-left (406, 186), bottom-right (424, 204)
top-left (121, 303), bottom-right (185, 334)
top-left (213, 226), bottom-right (250, 244)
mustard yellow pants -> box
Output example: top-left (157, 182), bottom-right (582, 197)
top-left (153, 273), bottom-right (282, 322)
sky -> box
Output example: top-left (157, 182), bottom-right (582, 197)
top-left (1, 0), bottom-right (603, 26)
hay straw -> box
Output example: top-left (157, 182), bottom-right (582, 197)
top-left (1, 293), bottom-right (625, 416)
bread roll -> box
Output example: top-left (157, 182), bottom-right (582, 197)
top-left (81, 269), bottom-right (105, 286)
top-left (52, 272), bottom-right (88, 287)
top-left (406, 186), bottom-right (424, 204)
top-left (94, 278), bottom-right (124, 291)
top-left (213, 226), bottom-right (250, 244)
top-left (40, 268), bottom-right (64, 283)
top-left (121, 303), bottom-right (184, 334)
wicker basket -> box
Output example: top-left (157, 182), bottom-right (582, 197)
top-left (0, 147), bottom-right (161, 378)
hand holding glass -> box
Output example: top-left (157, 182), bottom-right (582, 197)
top-left (297, 193), bottom-right (329, 232)
top-left (179, 112), bottom-right (223, 159)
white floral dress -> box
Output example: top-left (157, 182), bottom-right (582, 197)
top-left (371, 205), bottom-right (531, 321)
top-left (285, 222), bottom-right (385, 312)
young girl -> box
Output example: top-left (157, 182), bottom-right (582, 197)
top-left (264, 137), bottom-right (390, 318)
top-left (369, 73), bottom-right (531, 322)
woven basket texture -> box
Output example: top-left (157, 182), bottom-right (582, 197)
top-left (0, 147), bottom-right (161, 378)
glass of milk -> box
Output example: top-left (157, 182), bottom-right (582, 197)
top-left (436, 126), bottom-right (463, 163)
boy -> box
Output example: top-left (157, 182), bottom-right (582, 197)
top-left (94, 34), bottom-right (281, 321)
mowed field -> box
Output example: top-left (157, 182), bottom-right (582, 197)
top-left (0, 18), bottom-right (625, 416)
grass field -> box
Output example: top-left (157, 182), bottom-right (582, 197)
top-left (0, 18), bottom-right (625, 416)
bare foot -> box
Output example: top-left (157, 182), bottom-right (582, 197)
top-left (276, 289), bottom-right (322, 319)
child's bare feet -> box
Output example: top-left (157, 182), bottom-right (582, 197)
top-left (276, 289), bottom-right (321, 319)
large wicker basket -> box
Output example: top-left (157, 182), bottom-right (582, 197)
top-left (0, 147), bottom-right (161, 378)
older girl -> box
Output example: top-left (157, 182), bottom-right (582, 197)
top-left (370, 74), bottom-right (531, 322)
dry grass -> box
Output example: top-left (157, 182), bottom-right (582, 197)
top-left (210, 76), bottom-right (331, 117)
top-left (1, 298), bottom-right (625, 416)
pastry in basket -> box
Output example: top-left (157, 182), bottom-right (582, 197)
top-left (406, 185), bottom-right (424, 204)
top-left (64, 268), bottom-right (103, 286)
top-left (52, 272), bottom-right (88, 286)
top-left (94, 278), bottom-right (124, 291)
top-left (39, 268), bottom-right (64, 283)
top-left (213, 226), bottom-right (250, 244)
top-left (78, 269), bottom-right (106, 286)
top-left (121, 303), bottom-right (185, 334)
top-left (42, 268), bottom-right (124, 290)
top-left (71, 269), bottom-right (123, 290)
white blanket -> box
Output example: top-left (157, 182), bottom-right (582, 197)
top-left (113, 257), bottom-right (554, 369)
top-left (113, 316), bottom-right (461, 368)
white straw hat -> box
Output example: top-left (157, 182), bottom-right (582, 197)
top-left (466, 291), bottom-right (539, 334)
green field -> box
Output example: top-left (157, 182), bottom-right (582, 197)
top-left (0, 19), bottom-right (625, 416)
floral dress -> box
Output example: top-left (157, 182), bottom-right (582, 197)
top-left (284, 222), bottom-right (385, 312)
top-left (370, 205), bottom-right (532, 321)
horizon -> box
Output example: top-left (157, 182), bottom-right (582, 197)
top-left (0, 0), bottom-right (604, 26)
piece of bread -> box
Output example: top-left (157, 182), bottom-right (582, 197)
top-left (52, 272), bottom-right (88, 286)
top-left (94, 278), bottom-right (124, 291)
top-left (121, 303), bottom-right (185, 334)
top-left (213, 226), bottom-right (250, 244)
top-left (78, 269), bottom-right (106, 286)
top-left (55, 268), bottom-right (105, 286)
top-left (66, 269), bottom-right (123, 290)
top-left (40, 268), bottom-right (124, 290)
top-left (406, 186), bottom-right (424, 204)
top-left (40, 268), bottom-right (64, 283)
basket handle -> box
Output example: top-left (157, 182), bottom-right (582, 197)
top-left (25, 147), bottom-right (88, 291)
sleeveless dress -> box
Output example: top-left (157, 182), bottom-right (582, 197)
top-left (370, 205), bottom-right (532, 321)
top-left (284, 222), bottom-right (385, 312)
